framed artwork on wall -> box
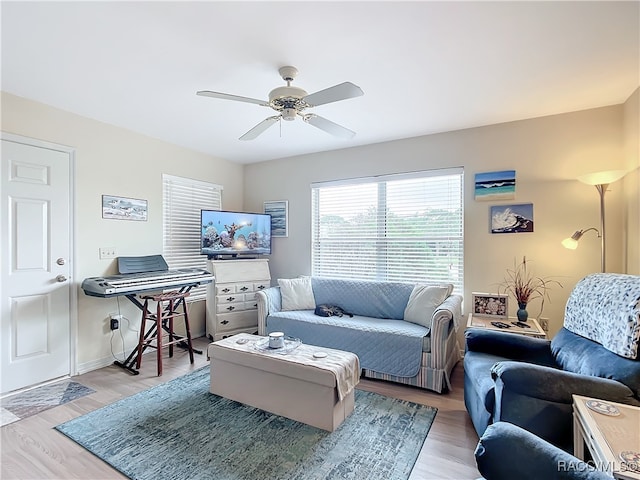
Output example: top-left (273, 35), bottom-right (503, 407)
top-left (264, 200), bottom-right (288, 237)
top-left (475, 170), bottom-right (516, 201)
top-left (490, 203), bottom-right (534, 234)
top-left (102, 195), bottom-right (148, 221)
top-left (472, 293), bottom-right (508, 318)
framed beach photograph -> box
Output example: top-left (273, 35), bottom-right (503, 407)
top-left (475, 170), bottom-right (516, 201)
top-left (472, 293), bottom-right (508, 318)
top-left (490, 203), bottom-right (534, 234)
top-left (102, 195), bottom-right (148, 221)
top-left (264, 200), bottom-right (288, 237)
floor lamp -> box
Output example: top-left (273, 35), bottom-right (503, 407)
top-left (562, 169), bottom-right (627, 273)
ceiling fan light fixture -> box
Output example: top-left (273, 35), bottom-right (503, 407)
top-left (282, 108), bottom-right (297, 121)
top-left (198, 65), bottom-right (363, 140)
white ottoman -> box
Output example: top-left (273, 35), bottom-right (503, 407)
top-left (208, 333), bottom-right (360, 432)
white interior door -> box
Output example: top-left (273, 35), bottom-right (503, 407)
top-left (1, 137), bottom-right (73, 395)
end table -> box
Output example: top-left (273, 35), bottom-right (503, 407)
top-left (466, 313), bottom-right (547, 338)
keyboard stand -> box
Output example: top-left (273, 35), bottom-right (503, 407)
top-left (113, 285), bottom-right (203, 375)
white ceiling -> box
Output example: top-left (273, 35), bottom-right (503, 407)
top-left (2, 1), bottom-right (639, 164)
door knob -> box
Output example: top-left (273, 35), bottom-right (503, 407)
top-left (56, 258), bottom-right (66, 266)
top-left (56, 275), bottom-right (68, 282)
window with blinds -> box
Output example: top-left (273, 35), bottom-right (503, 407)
top-left (311, 168), bottom-right (463, 292)
top-left (162, 174), bottom-right (222, 301)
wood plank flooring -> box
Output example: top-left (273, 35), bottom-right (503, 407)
top-left (1, 337), bottom-right (481, 480)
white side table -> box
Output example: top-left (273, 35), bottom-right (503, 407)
top-left (466, 313), bottom-right (546, 338)
top-left (573, 394), bottom-right (640, 479)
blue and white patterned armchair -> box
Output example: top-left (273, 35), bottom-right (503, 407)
top-left (464, 273), bottom-right (640, 453)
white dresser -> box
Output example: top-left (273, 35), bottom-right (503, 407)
top-left (206, 259), bottom-right (271, 341)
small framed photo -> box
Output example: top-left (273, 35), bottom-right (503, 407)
top-left (102, 195), bottom-right (148, 221)
top-left (472, 292), bottom-right (508, 318)
top-left (264, 200), bottom-right (288, 237)
top-left (490, 203), bottom-right (534, 234)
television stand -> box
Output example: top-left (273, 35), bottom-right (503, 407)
top-left (205, 258), bottom-right (271, 340)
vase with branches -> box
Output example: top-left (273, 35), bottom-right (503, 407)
top-left (499, 256), bottom-right (562, 321)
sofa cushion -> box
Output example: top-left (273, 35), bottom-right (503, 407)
top-left (311, 277), bottom-right (414, 320)
top-left (266, 309), bottom-right (427, 377)
top-left (551, 327), bottom-right (640, 398)
top-left (278, 277), bottom-right (315, 311)
top-left (564, 273), bottom-right (640, 359)
top-left (404, 284), bottom-right (453, 328)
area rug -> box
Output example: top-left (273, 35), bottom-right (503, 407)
top-left (1, 380), bottom-right (95, 427)
top-left (56, 367), bottom-right (437, 480)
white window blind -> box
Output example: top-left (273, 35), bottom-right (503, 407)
top-left (311, 168), bottom-right (464, 292)
top-left (163, 174), bottom-right (222, 301)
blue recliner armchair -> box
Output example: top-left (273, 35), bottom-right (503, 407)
top-left (475, 422), bottom-right (611, 480)
top-left (464, 273), bottom-right (640, 452)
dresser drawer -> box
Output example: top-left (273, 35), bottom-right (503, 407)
top-left (244, 300), bottom-right (259, 310)
top-left (216, 284), bottom-right (236, 295)
top-left (254, 281), bottom-right (269, 292)
top-left (235, 283), bottom-right (253, 294)
top-left (216, 301), bottom-right (246, 314)
top-left (216, 310), bottom-right (259, 332)
top-left (217, 293), bottom-right (242, 304)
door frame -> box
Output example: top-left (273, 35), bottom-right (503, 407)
top-left (1, 131), bottom-right (78, 381)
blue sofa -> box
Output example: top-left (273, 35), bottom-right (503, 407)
top-left (256, 276), bottom-right (463, 393)
top-left (464, 273), bottom-right (640, 452)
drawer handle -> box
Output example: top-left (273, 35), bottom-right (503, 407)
top-left (226, 306), bottom-right (235, 311)
top-left (240, 286), bottom-right (249, 291)
top-left (226, 296), bottom-right (236, 302)
top-left (257, 285), bottom-right (266, 290)
top-left (221, 320), bottom-right (229, 325)
top-left (221, 288), bottom-right (231, 293)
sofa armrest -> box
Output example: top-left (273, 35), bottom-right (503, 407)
top-left (465, 329), bottom-right (557, 366)
top-left (435, 294), bottom-right (462, 332)
top-left (475, 422), bottom-right (611, 480)
top-left (256, 286), bottom-right (281, 335)
top-left (429, 294), bottom-right (462, 370)
top-left (491, 361), bottom-right (639, 405)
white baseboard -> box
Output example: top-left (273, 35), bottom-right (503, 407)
top-left (76, 329), bottom-right (206, 376)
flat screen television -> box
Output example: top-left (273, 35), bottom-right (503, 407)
top-left (201, 210), bottom-right (272, 258)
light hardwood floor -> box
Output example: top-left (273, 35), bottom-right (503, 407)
top-left (1, 337), bottom-right (481, 480)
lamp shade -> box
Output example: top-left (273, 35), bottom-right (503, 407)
top-left (561, 237), bottom-right (579, 249)
top-left (577, 170), bottom-right (627, 186)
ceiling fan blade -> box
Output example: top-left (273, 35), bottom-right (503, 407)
top-left (239, 116), bottom-right (281, 141)
top-left (196, 90), bottom-right (269, 107)
top-left (304, 114), bottom-right (356, 139)
top-left (303, 82), bottom-right (364, 107)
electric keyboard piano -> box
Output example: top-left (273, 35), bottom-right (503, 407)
top-left (81, 268), bottom-right (213, 297)
top-left (81, 255), bottom-right (214, 375)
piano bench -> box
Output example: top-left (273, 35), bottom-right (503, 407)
top-left (135, 290), bottom-right (195, 376)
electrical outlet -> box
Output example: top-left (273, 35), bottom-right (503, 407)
top-left (99, 247), bottom-right (117, 259)
top-left (110, 314), bottom-right (122, 330)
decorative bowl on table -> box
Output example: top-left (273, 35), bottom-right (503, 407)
top-left (253, 336), bottom-right (302, 355)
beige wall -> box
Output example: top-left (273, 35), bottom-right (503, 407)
top-left (623, 88), bottom-right (640, 274)
top-left (2, 90), bottom-right (637, 374)
top-left (244, 104), bottom-right (635, 345)
top-left (1, 92), bottom-right (244, 373)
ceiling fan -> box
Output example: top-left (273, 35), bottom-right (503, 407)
top-left (197, 66), bottom-right (364, 141)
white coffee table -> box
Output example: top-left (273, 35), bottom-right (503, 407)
top-left (208, 333), bottom-right (360, 432)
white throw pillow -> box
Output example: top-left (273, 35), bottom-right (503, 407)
top-left (278, 277), bottom-right (316, 311)
top-left (403, 284), bottom-right (453, 328)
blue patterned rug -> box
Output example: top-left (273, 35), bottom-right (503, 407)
top-left (1, 381), bottom-right (95, 427)
top-left (56, 367), bottom-right (437, 480)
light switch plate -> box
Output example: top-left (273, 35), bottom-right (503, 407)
top-left (99, 247), bottom-right (117, 259)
